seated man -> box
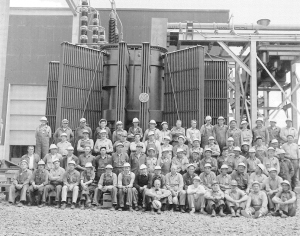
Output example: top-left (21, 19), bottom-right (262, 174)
top-left (77, 146), bottom-right (95, 171)
top-left (265, 167), bottom-right (283, 212)
top-left (183, 164), bottom-right (198, 195)
top-left (28, 160), bottom-right (49, 207)
top-left (133, 164), bottom-right (151, 211)
top-left (227, 146), bottom-right (247, 172)
top-left (61, 146), bottom-right (78, 170)
top-left (61, 160), bottom-right (81, 209)
top-left (225, 180), bottom-right (248, 217)
top-left (216, 164), bottom-right (231, 192)
top-left (199, 163), bottom-right (217, 190)
top-left (204, 181), bottom-right (225, 217)
top-left (8, 160), bottom-right (32, 206)
top-left (165, 165), bottom-right (186, 212)
top-left (94, 147), bottom-right (112, 182)
top-left (118, 162), bottom-right (136, 211)
top-left (112, 143), bottom-right (129, 176)
top-left (92, 164), bottom-right (117, 210)
top-left (187, 176), bottom-right (206, 214)
top-left (204, 136), bottom-right (220, 158)
top-left (42, 158), bottom-right (65, 208)
top-left (199, 148), bottom-right (218, 173)
top-left (129, 143), bottom-right (147, 176)
top-left (94, 130), bottom-right (113, 154)
top-left (231, 163), bottom-right (249, 191)
top-left (160, 149), bottom-right (172, 175)
top-left (146, 179), bottom-right (172, 214)
top-left (79, 162), bottom-right (95, 210)
top-left (263, 147), bottom-right (280, 173)
top-left (246, 164), bottom-right (267, 194)
top-left (242, 181), bottom-right (268, 218)
top-left (77, 129), bottom-right (94, 156)
top-left (272, 180), bottom-right (297, 218)
top-left (150, 166), bottom-right (166, 189)
top-left (20, 146), bottom-right (40, 171)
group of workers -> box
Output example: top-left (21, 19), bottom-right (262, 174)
top-left (8, 115), bottom-right (298, 219)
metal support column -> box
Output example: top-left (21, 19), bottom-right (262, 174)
top-left (291, 61), bottom-right (299, 132)
top-left (235, 64), bottom-right (241, 124)
top-left (250, 41), bottom-right (257, 127)
top-left (264, 90), bottom-right (270, 126)
top-left (70, 0), bottom-right (80, 44)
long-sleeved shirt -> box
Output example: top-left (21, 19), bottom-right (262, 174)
top-left (98, 172), bottom-right (117, 188)
top-left (263, 156), bottom-right (280, 173)
top-left (186, 128), bottom-right (201, 144)
top-left (78, 154), bottom-right (95, 168)
top-left (199, 172), bottom-right (216, 189)
top-left (77, 139), bottom-right (94, 153)
top-left (118, 171), bottom-right (135, 188)
top-left (95, 155), bottom-right (113, 172)
top-left (265, 176), bottom-right (283, 192)
top-left (199, 157), bottom-right (218, 172)
top-left (112, 152), bottom-right (129, 169)
top-left (127, 126), bottom-right (143, 142)
top-left (133, 173), bottom-right (152, 190)
top-left (216, 174), bottom-right (231, 191)
top-left (113, 140), bottom-right (131, 154)
top-left (187, 184), bottom-right (206, 195)
top-left (13, 169), bottom-right (32, 185)
top-left (63, 169), bottom-right (80, 185)
top-left (282, 143), bottom-right (299, 160)
top-left (57, 141), bottom-right (71, 155)
top-left (94, 138), bottom-right (113, 153)
top-left (200, 124), bottom-right (215, 147)
top-left (43, 153), bottom-right (63, 170)
top-left (112, 129), bottom-right (128, 144)
top-left (267, 126), bottom-right (281, 143)
top-left (231, 170), bottom-right (249, 190)
top-left (35, 125), bottom-right (51, 140)
top-left (182, 173), bottom-right (198, 190)
top-left (129, 152), bottom-right (147, 175)
top-left (30, 169), bottom-right (49, 186)
top-left (160, 130), bottom-right (172, 144)
top-left (165, 172), bottom-right (184, 191)
top-left (170, 127), bottom-right (186, 142)
top-left (278, 158), bottom-right (294, 182)
top-left (252, 126), bottom-right (270, 145)
top-left (75, 126), bottom-right (92, 142)
top-left (54, 127), bottom-right (74, 144)
top-left (280, 126), bottom-right (298, 143)
top-left (204, 188), bottom-right (224, 199)
top-left (49, 167), bottom-right (65, 184)
top-left (94, 126), bottom-right (112, 141)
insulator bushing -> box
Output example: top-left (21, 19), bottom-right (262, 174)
top-left (92, 18), bottom-right (99, 26)
top-left (80, 35), bottom-right (88, 44)
top-left (92, 26), bottom-right (99, 35)
top-left (81, 0), bottom-right (88, 6)
top-left (109, 18), bottom-right (116, 43)
top-left (81, 16), bottom-right (88, 26)
top-left (92, 35), bottom-right (99, 43)
top-left (80, 25), bottom-right (88, 35)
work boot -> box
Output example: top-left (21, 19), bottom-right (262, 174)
top-left (231, 208), bottom-right (236, 217)
top-left (55, 202), bottom-right (61, 209)
top-left (157, 209), bottom-right (162, 214)
top-left (17, 202), bottom-right (24, 207)
top-left (173, 205), bottom-right (177, 212)
top-left (39, 203), bottom-right (46, 208)
top-left (71, 203), bottom-right (75, 209)
top-left (169, 204), bottom-right (174, 212)
top-left (190, 208), bottom-right (195, 215)
top-left (211, 209), bottom-right (216, 217)
top-left (219, 207), bottom-right (226, 217)
top-left (281, 213), bottom-right (288, 218)
top-left (129, 206), bottom-right (133, 212)
top-left (61, 203), bottom-right (67, 210)
top-left (141, 207), bottom-right (146, 212)
top-left (254, 211), bottom-right (262, 219)
top-left (241, 210), bottom-right (251, 218)
top-left (199, 208), bottom-right (207, 215)
top-left (80, 204), bottom-right (85, 210)
top-left (179, 206), bottom-right (185, 213)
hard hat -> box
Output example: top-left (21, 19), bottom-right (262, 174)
top-left (287, 134), bottom-right (294, 138)
top-left (123, 162), bottom-right (130, 167)
top-left (20, 160), bottom-right (28, 165)
top-left (187, 163), bottom-right (195, 169)
top-left (208, 136), bottom-right (215, 140)
top-left (256, 118), bottom-right (264, 123)
top-left (99, 129), bottom-right (107, 134)
top-left (85, 162), bottom-right (93, 168)
top-left (205, 148), bottom-right (212, 152)
top-left (99, 119), bottom-right (107, 123)
top-left (40, 116), bottom-right (48, 121)
top-left (193, 176), bottom-right (201, 181)
top-left (163, 136), bottom-right (171, 141)
top-left (257, 164), bottom-right (264, 171)
top-left (38, 160), bottom-right (45, 165)
top-left (53, 158), bottom-right (60, 163)
top-left (154, 166), bottom-right (162, 170)
top-left (233, 146), bottom-right (241, 152)
top-left (136, 143), bottom-right (143, 148)
top-left (268, 167), bottom-right (277, 173)
top-left (229, 119), bottom-right (237, 123)
top-left (116, 121), bottom-right (123, 125)
top-left (281, 180), bottom-right (291, 187)
top-left (178, 135), bottom-right (185, 140)
top-left (66, 146), bottom-right (74, 151)
top-left (49, 144), bottom-right (58, 150)
top-left (149, 120), bottom-right (157, 125)
top-left (192, 150), bottom-right (200, 154)
top-left (161, 121), bottom-right (168, 125)
top-left (148, 131), bottom-right (155, 136)
top-left (116, 142), bottom-right (124, 147)
top-left (211, 180), bottom-right (218, 186)
top-left (140, 164), bottom-right (147, 170)
top-left (147, 147), bottom-right (156, 152)
top-left (249, 148), bottom-right (256, 153)
top-left (238, 162), bottom-right (246, 168)
top-left (68, 160), bottom-right (76, 165)
top-left (132, 118), bottom-right (139, 123)
top-left (271, 139), bottom-right (278, 144)
top-left (231, 180), bottom-right (238, 186)
top-left (255, 136), bottom-right (263, 141)
top-left (221, 164), bottom-right (229, 169)
top-left (269, 119), bottom-right (277, 123)
top-left (227, 137), bottom-right (234, 142)
top-left (193, 138), bottom-right (200, 143)
top-left (252, 181), bottom-right (260, 187)
top-left (242, 142), bottom-right (249, 146)
top-left (80, 118), bottom-right (86, 123)
top-left (204, 163), bottom-right (212, 168)
top-left (241, 120), bottom-right (248, 125)
top-left (268, 147), bottom-right (275, 151)
top-left (60, 133), bottom-right (67, 137)
top-left (105, 164), bottom-right (113, 169)
top-left (205, 116), bottom-right (212, 121)
top-left (62, 119), bottom-right (69, 123)
top-left (277, 149), bottom-right (286, 155)
top-left (177, 148), bottom-right (184, 153)
top-left (218, 116), bottom-right (225, 120)
top-left (286, 118), bottom-right (292, 122)
top-left (82, 129), bottom-right (89, 134)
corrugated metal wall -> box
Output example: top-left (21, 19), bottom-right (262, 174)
top-left (56, 42), bottom-right (103, 131)
top-left (204, 60), bottom-right (228, 124)
top-left (164, 46), bottom-right (205, 128)
top-left (45, 61), bottom-right (59, 134)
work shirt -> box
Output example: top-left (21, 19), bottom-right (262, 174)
top-left (173, 144), bottom-right (189, 157)
top-left (246, 157), bottom-right (261, 173)
top-left (226, 155), bottom-right (247, 172)
top-left (282, 143), bottom-right (299, 160)
top-left (248, 191), bottom-right (268, 208)
top-left (172, 156), bottom-right (189, 173)
top-left (129, 152), bottom-right (147, 175)
top-left (127, 126), bottom-right (143, 142)
top-left (227, 145), bottom-right (235, 154)
top-left (98, 172), bottom-right (117, 188)
top-left (118, 171), bottom-right (135, 188)
top-left (226, 128), bottom-right (242, 147)
top-left (95, 155), bottom-right (113, 173)
top-left (20, 154), bottom-right (40, 170)
top-left (54, 127), bottom-right (74, 144)
top-left (112, 129), bottom-right (128, 144)
top-left (248, 173), bottom-right (267, 189)
top-left (225, 188), bottom-right (246, 200)
top-left (161, 144), bottom-right (173, 158)
top-left (112, 152), bottom-right (129, 169)
top-left (265, 176), bottom-right (283, 191)
top-left (165, 172), bottom-right (184, 191)
top-left (94, 138), bottom-right (113, 153)
top-left (78, 154), bottom-right (95, 168)
top-left (186, 128), bottom-right (201, 144)
top-left (77, 139), bottom-right (94, 153)
top-left (204, 188), bottom-right (224, 199)
top-left (49, 167), bottom-right (65, 184)
top-left (263, 156), bottom-right (280, 173)
top-left (170, 127), bottom-right (186, 142)
top-left (63, 169), bottom-right (80, 185)
top-left (216, 174), bottom-right (232, 191)
top-left (199, 157), bottom-right (218, 172)
top-left (62, 154), bottom-right (79, 169)
top-left (199, 171), bottom-right (216, 189)
top-left (182, 173), bottom-right (197, 190)
top-left (200, 124), bottom-right (215, 147)
top-left (134, 173), bottom-right (151, 190)
top-left (143, 128), bottom-right (162, 142)
top-left (280, 126), bottom-right (298, 143)
top-left (204, 144), bottom-right (220, 156)
top-left (75, 126), bottom-right (92, 142)
top-left (213, 124), bottom-right (228, 148)
top-left (160, 155), bottom-right (172, 175)
top-left (94, 126), bottom-right (112, 141)
top-left (160, 130), bottom-right (172, 144)
top-left (13, 169), bottom-right (32, 185)
top-left (187, 184), bottom-right (206, 195)
top-left (43, 153), bottom-right (63, 170)
top-left (252, 126), bottom-right (270, 145)
top-left (278, 158), bottom-right (294, 182)
top-left (130, 141), bottom-right (146, 153)
top-left (30, 169), bottom-right (49, 186)
top-left (80, 169), bottom-right (95, 183)
top-left (231, 170), bottom-right (249, 190)
top-left (57, 141), bottom-right (71, 155)
top-left (145, 140), bottom-right (162, 158)
top-left (267, 126), bottom-right (281, 143)
top-left (241, 129), bottom-right (253, 146)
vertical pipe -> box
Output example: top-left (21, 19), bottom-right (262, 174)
top-left (250, 41), bottom-right (257, 128)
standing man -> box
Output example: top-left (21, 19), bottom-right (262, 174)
top-left (200, 116), bottom-right (214, 148)
top-left (186, 120), bottom-right (201, 147)
top-left (204, 181), bottom-right (226, 217)
top-left (112, 143), bottom-right (129, 176)
top-left (28, 160), bottom-right (48, 207)
top-left (280, 118), bottom-right (298, 144)
top-left (170, 120), bottom-right (186, 147)
top-left (241, 120), bottom-right (253, 146)
top-left (277, 149), bottom-right (294, 184)
top-left (94, 119), bottom-right (111, 141)
top-left (8, 160), bottom-right (32, 206)
top-left (127, 118), bottom-right (143, 143)
top-left (112, 121), bottom-right (127, 143)
top-left (35, 116), bottom-right (51, 159)
top-left (20, 146), bottom-right (40, 171)
top-left (53, 119), bottom-right (74, 144)
top-left (282, 134), bottom-right (300, 190)
top-left (74, 118), bottom-right (92, 153)
top-left (160, 121), bottom-right (172, 144)
top-left (226, 119), bottom-right (241, 147)
top-left (77, 129), bottom-right (94, 156)
top-left (213, 116), bottom-right (228, 152)
top-left (252, 118), bottom-right (269, 146)
top-left (61, 160), bottom-right (81, 209)
top-left (57, 133), bottom-right (71, 155)
top-left (43, 144), bottom-right (63, 171)
top-left (143, 120), bottom-right (161, 142)
top-left (94, 147), bottom-right (112, 182)
top-left (187, 176), bottom-right (206, 214)
top-left (94, 130), bottom-right (113, 154)
top-left (267, 119), bottom-right (281, 144)
top-left (129, 143), bottom-right (147, 175)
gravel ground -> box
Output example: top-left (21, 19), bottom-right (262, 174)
top-left (0, 197), bottom-right (299, 236)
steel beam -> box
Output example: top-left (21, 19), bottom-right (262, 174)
top-left (235, 64), bottom-right (241, 124)
top-left (250, 41), bottom-right (257, 127)
top-left (218, 41), bottom-right (251, 75)
top-left (71, 0), bottom-right (80, 43)
top-left (65, 0), bottom-right (77, 16)
top-left (291, 62), bottom-right (299, 131)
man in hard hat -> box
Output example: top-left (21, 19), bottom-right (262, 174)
top-left (53, 119), bottom-right (74, 144)
top-left (117, 162), bottom-right (136, 211)
top-left (150, 166), bottom-right (166, 189)
top-left (172, 135), bottom-right (189, 158)
top-left (114, 133), bottom-right (130, 154)
top-left (94, 130), bottom-right (113, 154)
top-left (20, 146), bottom-right (40, 171)
top-left (270, 139), bottom-right (281, 156)
top-left (43, 144), bottom-right (62, 170)
top-left (187, 175), bottom-right (206, 214)
top-left (252, 118), bottom-right (269, 146)
top-left (226, 146), bottom-right (247, 172)
top-left (246, 164), bottom-right (267, 194)
top-left (280, 118), bottom-right (298, 144)
top-left (61, 146), bottom-right (79, 169)
top-left (200, 163), bottom-right (217, 190)
top-left (28, 160), bottom-right (48, 207)
top-left (200, 116), bottom-right (215, 148)
top-left (281, 134), bottom-right (299, 190)
top-left (204, 136), bottom-right (220, 158)
top-left (216, 164), bottom-right (231, 192)
top-left (94, 119), bottom-right (111, 141)
top-left (127, 118), bottom-right (143, 143)
top-left (190, 138), bottom-right (203, 158)
top-left (267, 119), bottom-right (281, 145)
top-left (225, 180), bottom-right (248, 217)
top-left (112, 142), bottom-right (129, 176)
top-left (170, 120), bottom-right (186, 146)
top-left (254, 136), bottom-right (268, 163)
top-left (75, 118), bottom-right (92, 154)
top-left (204, 181), bottom-right (226, 217)
top-left (77, 146), bottom-right (95, 171)
top-left (226, 119), bottom-right (241, 147)
top-left (241, 120), bottom-right (253, 146)
top-left (77, 129), bottom-right (94, 156)
top-left (242, 181), bottom-right (268, 218)
top-left (143, 120), bottom-right (161, 143)
top-left (172, 148), bottom-right (189, 174)
top-left (216, 147), bottom-right (229, 172)
top-left (263, 147), bottom-right (280, 173)
top-left (272, 180), bottom-right (297, 217)
top-left (231, 163), bottom-right (249, 191)
top-left (57, 133), bottom-right (72, 156)
top-left (42, 158), bottom-right (65, 208)
top-left (213, 116), bottom-right (228, 152)
top-left (8, 160), bottom-right (32, 207)
top-left (182, 164), bottom-right (198, 206)
top-left (129, 133), bottom-right (146, 153)
top-left (265, 168), bottom-right (283, 212)
top-left (61, 160), bottom-right (81, 209)
top-left (129, 143), bottom-right (147, 176)
top-left (94, 147), bottom-right (112, 182)
top-left (161, 135), bottom-right (173, 158)
top-left (160, 121), bottom-right (172, 145)
top-left (165, 165), bottom-right (186, 212)
top-left (92, 164), bottom-right (118, 210)
top-left (160, 149), bottom-right (172, 175)
top-left (189, 150), bottom-right (201, 175)
top-left (277, 149), bottom-right (294, 184)
top-left (199, 148), bottom-right (218, 173)
top-left (133, 164), bottom-right (151, 211)
top-left (79, 162), bottom-right (95, 209)
top-left (226, 137), bottom-right (235, 154)
top-left (246, 148), bottom-right (262, 174)
top-left (186, 120), bottom-right (201, 148)
top-left (112, 121), bottom-right (127, 143)
top-left (145, 131), bottom-right (162, 159)
top-left (241, 142), bottom-right (250, 159)
top-left (35, 116), bottom-right (52, 159)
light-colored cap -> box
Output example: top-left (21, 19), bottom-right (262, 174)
top-left (271, 139), bottom-right (278, 144)
top-left (281, 180), bottom-right (291, 187)
top-left (99, 119), bottom-right (107, 123)
top-left (123, 162), bottom-right (130, 167)
top-left (192, 150), bottom-right (200, 154)
top-left (62, 119), bottom-right (69, 123)
top-left (80, 118), bottom-right (86, 122)
top-left (20, 160), bottom-right (28, 165)
top-left (269, 167), bottom-right (277, 172)
top-left (66, 146), bottom-right (74, 151)
top-left (148, 131), bottom-right (155, 136)
top-left (49, 144), bottom-right (58, 150)
top-left (227, 137), bottom-right (234, 141)
top-left (53, 158), bottom-right (60, 163)
top-left (269, 119), bottom-right (277, 123)
top-left (193, 138), bottom-right (200, 143)
top-left (238, 162), bottom-right (246, 168)
top-left (277, 149), bottom-right (286, 155)
top-left (241, 120), bottom-right (248, 125)
top-left (68, 160), bottom-right (76, 165)
top-left (161, 121), bottom-right (168, 125)
top-left (205, 116), bottom-right (212, 121)
top-left (163, 136), bottom-right (171, 141)
top-left (233, 146), bottom-right (241, 152)
top-left (252, 181), bottom-right (260, 187)
top-left (177, 148), bottom-right (184, 153)
top-left (193, 176), bottom-right (201, 181)
top-left (132, 118), bottom-right (139, 123)
top-left (99, 130), bottom-right (107, 134)
top-left (256, 118), bottom-right (264, 123)
top-left (116, 142), bottom-right (124, 147)
top-left (82, 129), bottom-right (89, 134)
top-left (154, 166), bottom-right (162, 170)
top-left (136, 143), bottom-right (143, 148)
top-left (187, 163), bottom-right (196, 169)
top-left (249, 148), bottom-right (256, 153)
top-left (40, 116), bottom-right (48, 121)
top-left (38, 160), bottom-right (45, 165)
top-left (208, 136), bottom-right (215, 140)
top-left (257, 163), bottom-right (264, 171)
top-left (212, 180), bottom-right (218, 186)
top-left (218, 116), bottom-right (225, 120)
top-left (105, 164), bottom-right (113, 169)
top-left (204, 163), bottom-right (212, 168)
top-left (221, 164), bottom-right (229, 169)
top-left (178, 135), bottom-right (185, 140)
top-left (147, 147), bottom-right (156, 152)
top-left (116, 121), bottom-right (123, 125)
top-left (149, 120), bottom-right (157, 125)
top-left (205, 148), bottom-right (212, 152)
top-left (60, 133), bottom-right (67, 137)
top-left (231, 180), bottom-right (238, 186)
top-left (140, 164), bottom-right (147, 170)
top-left (242, 142), bottom-right (249, 146)
top-left (268, 147), bottom-right (275, 151)
top-left (85, 162), bottom-right (93, 168)
top-left (229, 119), bottom-right (237, 123)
